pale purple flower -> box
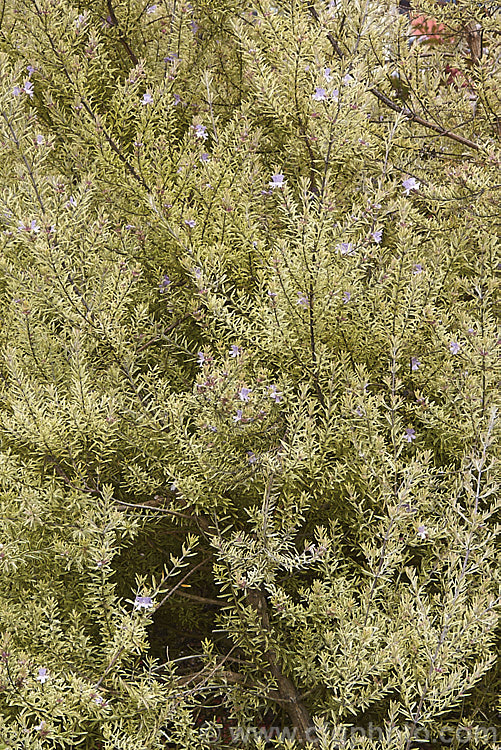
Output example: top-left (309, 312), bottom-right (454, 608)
top-left (267, 289), bottom-right (277, 300)
top-left (297, 292), bottom-right (309, 307)
top-left (146, 4), bottom-right (158, 12)
top-left (269, 385), bottom-right (282, 403)
top-left (23, 80), bottom-right (34, 98)
top-left (35, 134), bottom-right (44, 145)
top-left (312, 87), bottom-right (327, 101)
top-left (197, 352), bottom-right (206, 366)
top-left (247, 451), bottom-right (257, 464)
top-left (18, 219), bottom-right (40, 234)
top-left (413, 263), bottom-right (423, 274)
top-left (27, 65), bottom-right (35, 75)
top-left (323, 67), bottom-right (332, 82)
top-left (193, 267), bottom-right (202, 279)
top-left (94, 695), bottom-right (106, 705)
top-left (371, 229), bottom-right (383, 244)
top-left (342, 291), bottom-right (351, 303)
top-left (141, 92), bottom-right (153, 105)
top-left (239, 387), bottom-right (252, 402)
top-left (331, 89), bottom-right (339, 101)
top-left (75, 13), bottom-right (87, 27)
top-left (200, 152), bottom-right (210, 162)
top-left (158, 275), bottom-right (171, 293)
top-left (269, 173), bottom-right (285, 189)
top-left (411, 357), bottom-right (420, 371)
top-left (194, 124), bottom-right (208, 140)
top-left (12, 86), bottom-right (21, 96)
top-left (125, 224), bottom-right (135, 229)
top-left (402, 177), bottom-right (420, 195)
top-left (229, 345), bottom-right (241, 358)
top-left (36, 668), bottom-right (48, 684)
top-left (233, 409), bottom-right (243, 423)
top-left (173, 94), bottom-right (182, 105)
top-left (338, 242), bottom-right (355, 256)
top-left (449, 341), bottom-right (461, 355)
top-left (417, 524), bottom-right (428, 540)
top-left (134, 595), bottom-right (153, 610)
top-left (185, 219), bottom-right (196, 228)
top-left (404, 427), bottom-right (416, 442)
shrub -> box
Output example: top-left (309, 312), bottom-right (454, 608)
top-left (0, 0), bottom-right (499, 747)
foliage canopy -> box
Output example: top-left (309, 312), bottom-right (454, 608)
top-left (0, 0), bottom-right (499, 748)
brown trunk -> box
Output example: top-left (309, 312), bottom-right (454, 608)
top-left (464, 20), bottom-right (483, 64)
top-left (246, 588), bottom-right (317, 746)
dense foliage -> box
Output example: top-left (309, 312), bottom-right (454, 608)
top-left (0, 0), bottom-right (499, 747)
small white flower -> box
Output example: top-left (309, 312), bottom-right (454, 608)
top-left (402, 177), bottom-right (420, 195)
top-left (268, 385), bottom-right (282, 403)
top-left (141, 92), bottom-right (153, 105)
top-left (194, 124), bottom-right (208, 140)
top-left (312, 87), bottom-right (327, 101)
top-left (36, 667), bottom-right (48, 684)
top-left (134, 595), bottom-right (153, 610)
top-left (18, 219), bottom-right (41, 234)
top-left (449, 341), bottom-right (461, 355)
top-left (404, 427), bottom-right (416, 442)
top-left (25, 81), bottom-right (34, 97)
top-left (269, 173), bottom-right (285, 189)
top-left (337, 242), bottom-right (355, 256)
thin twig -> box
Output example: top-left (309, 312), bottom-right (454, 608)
top-left (369, 87), bottom-right (481, 151)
